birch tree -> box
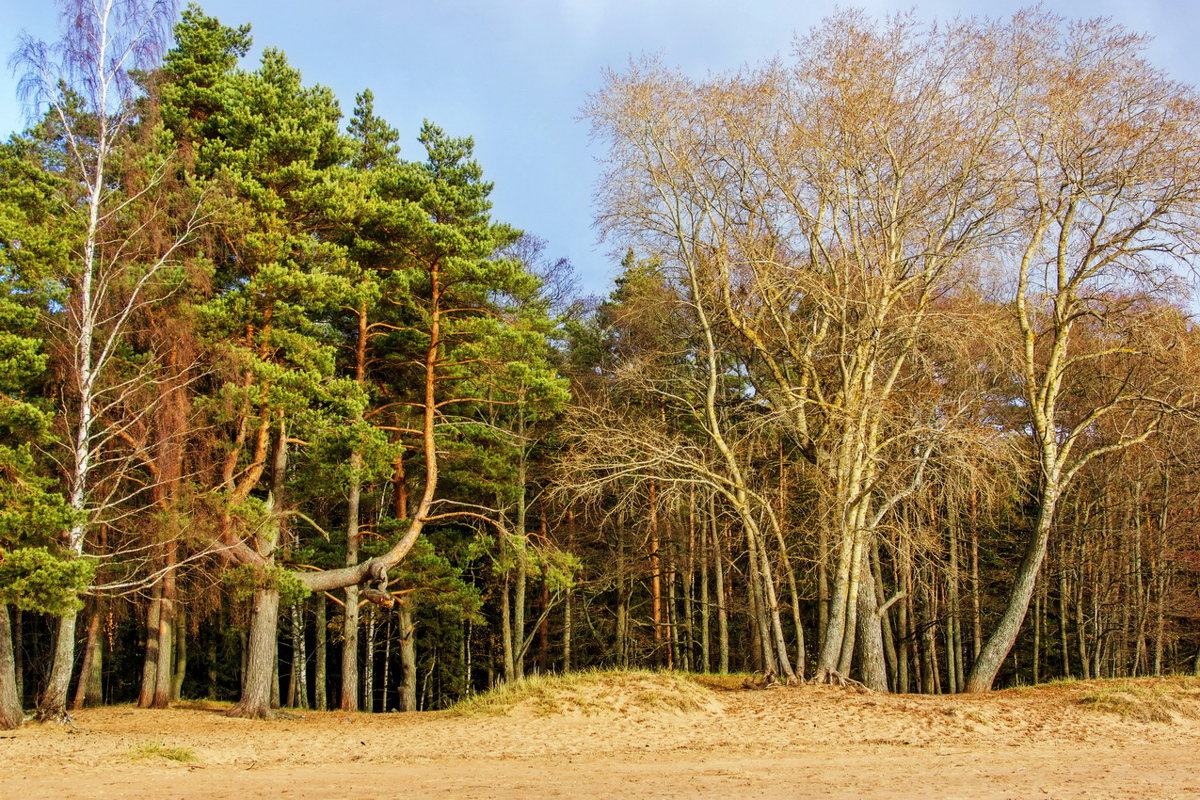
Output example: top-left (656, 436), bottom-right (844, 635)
top-left (12, 0), bottom-right (211, 718)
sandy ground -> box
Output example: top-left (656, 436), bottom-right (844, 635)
top-left (2, 678), bottom-right (1199, 799)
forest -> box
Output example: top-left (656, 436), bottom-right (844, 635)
top-left (3, 0), bottom-right (1200, 728)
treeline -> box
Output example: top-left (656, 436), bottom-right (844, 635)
top-left (2, 2), bottom-right (1200, 727)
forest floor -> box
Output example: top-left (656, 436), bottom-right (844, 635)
top-left (2, 673), bottom-right (1199, 799)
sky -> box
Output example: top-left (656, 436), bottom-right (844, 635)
top-left (3, 0), bottom-right (1200, 297)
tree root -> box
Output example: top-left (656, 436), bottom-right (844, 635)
top-left (224, 705), bottom-right (307, 721)
top-left (809, 669), bottom-right (874, 694)
top-left (34, 709), bottom-right (79, 729)
top-left (742, 670), bottom-right (781, 690)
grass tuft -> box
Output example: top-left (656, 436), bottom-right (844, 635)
top-left (127, 740), bottom-right (198, 763)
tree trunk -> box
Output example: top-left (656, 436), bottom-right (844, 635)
top-left (648, 480), bottom-right (664, 666)
top-left (38, 611), bottom-right (79, 719)
top-left (512, 420), bottom-right (529, 680)
top-left (341, 450), bottom-right (363, 711)
top-left (562, 587), bottom-right (573, 673)
top-left (71, 605), bottom-right (103, 710)
top-left (171, 606), bottom-right (186, 701)
top-left (713, 517), bottom-right (729, 674)
top-left (1059, 567), bottom-right (1071, 678)
top-left (398, 605), bottom-right (417, 712)
top-left (363, 608), bottom-right (375, 712)
top-left (138, 584), bottom-right (161, 708)
top-left (228, 588), bottom-right (281, 719)
top-left (289, 602), bottom-right (309, 709)
top-left (856, 557), bottom-right (888, 691)
top-left (965, 489), bottom-right (1059, 692)
top-left (314, 593), bottom-right (327, 710)
top-left (500, 574), bottom-right (515, 679)
top-left (151, 546), bottom-right (177, 708)
top-left (12, 610), bottom-right (22, 707)
top-left (0, 606), bottom-right (23, 729)
top-left (700, 501), bottom-right (711, 673)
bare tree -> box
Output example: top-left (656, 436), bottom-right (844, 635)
top-left (587, 12), bottom-right (1009, 687)
top-left (965, 12), bottom-right (1200, 691)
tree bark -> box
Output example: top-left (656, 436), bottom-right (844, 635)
top-left (0, 606), bottom-right (23, 729)
top-left (313, 593), bottom-right (327, 710)
top-left (965, 488), bottom-right (1059, 692)
top-left (72, 605), bottom-right (103, 710)
top-left (137, 584), bottom-right (161, 708)
top-left (228, 588), bottom-right (280, 719)
top-left (855, 556), bottom-right (889, 691)
top-left (341, 450), bottom-right (363, 711)
top-left (171, 606), bottom-right (186, 701)
top-left (398, 605), bottom-right (417, 712)
top-left (151, 545), bottom-right (177, 708)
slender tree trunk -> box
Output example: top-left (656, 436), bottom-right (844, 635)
top-left (341, 451), bottom-right (362, 711)
top-left (683, 505), bottom-right (697, 673)
top-left (700, 499), bottom-right (711, 673)
top-left (363, 608), bottom-right (375, 712)
top-left (314, 593), bottom-right (327, 710)
top-left (512, 416), bottom-right (529, 680)
top-left (172, 607), bottom-right (186, 701)
top-left (969, 490), bottom-right (982, 662)
top-left (398, 605), bottom-right (417, 712)
top-left (897, 541), bottom-right (912, 693)
top-left (947, 515), bottom-right (963, 693)
top-left (290, 603), bottom-right (308, 709)
top-left (72, 606), bottom-right (103, 710)
top-left (666, 545), bottom-right (678, 671)
top-left (648, 480), bottom-right (664, 664)
top-left (1033, 585), bottom-right (1042, 685)
top-left (538, 581), bottom-right (551, 673)
top-left (1059, 567), bottom-right (1071, 678)
top-left (713, 518), bottom-right (729, 674)
top-left (382, 614), bottom-right (392, 710)
top-left (966, 486), bottom-right (1060, 692)
top-left (873, 543), bottom-right (898, 691)
top-left (562, 588), bottom-right (573, 673)
top-left (501, 573), bottom-right (515, 679)
top-left (12, 610), bottom-right (22, 706)
top-left (271, 637), bottom-right (281, 709)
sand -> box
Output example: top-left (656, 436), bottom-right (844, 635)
top-left (2, 677), bottom-right (1198, 799)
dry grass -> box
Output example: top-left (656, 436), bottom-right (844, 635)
top-left (127, 740), bottom-right (199, 763)
top-left (1073, 677), bottom-right (1200, 723)
top-left (450, 670), bottom-right (723, 717)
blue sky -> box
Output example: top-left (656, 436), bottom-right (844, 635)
top-left (3, 1), bottom-right (1199, 296)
